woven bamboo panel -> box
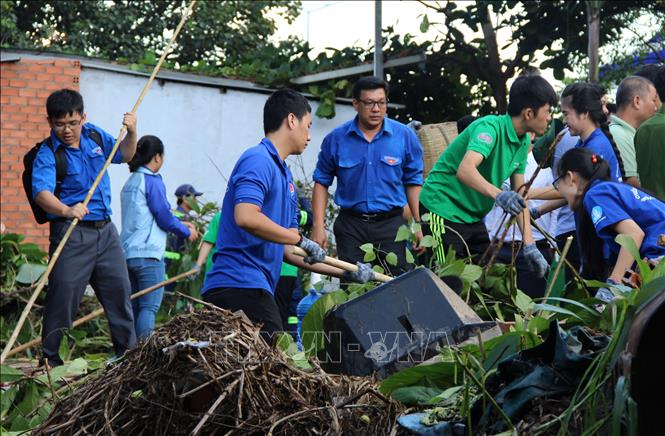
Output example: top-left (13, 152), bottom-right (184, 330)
top-left (417, 122), bottom-right (459, 179)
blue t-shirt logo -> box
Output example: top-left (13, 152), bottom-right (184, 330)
top-left (591, 205), bottom-right (604, 224)
top-left (93, 146), bottom-right (103, 155)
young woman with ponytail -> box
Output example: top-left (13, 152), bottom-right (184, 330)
top-left (560, 82), bottom-right (625, 182)
top-left (555, 148), bottom-right (665, 292)
top-left (120, 135), bottom-right (198, 339)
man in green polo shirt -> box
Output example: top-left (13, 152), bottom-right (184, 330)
top-left (419, 74), bottom-right (557, 278)
top-left (634, 65), bottom-right (665, 200)
top-left (609, 76), bottom-right (658, 187)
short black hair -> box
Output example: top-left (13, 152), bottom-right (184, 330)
top-left (263, 88), bottom-right (311, 135)
top-left (352, 76), bottom-right (389, 100)
top-left (46, 89), bottom-right (84, 119)
top-left (616, 76), bottom-right (655, 109)
top-left (634, 64), bottom-right (665, 102)
top-left (507, 75), bottom-right (557, 117)
top-left (456, 115), bottom-right (477, 133)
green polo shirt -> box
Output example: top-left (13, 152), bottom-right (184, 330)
top-left (634, 105), bottom-right (665, 199)
top-left (420, 114), bottom-right (530, 224)
top-left (609, 114), bottom-right (637, 179)
top-left (202, 211), bottom-right (221, 274)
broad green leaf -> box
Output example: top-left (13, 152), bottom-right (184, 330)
top-left (460, 264), bottom-right (482, 283)
top-left (615, 234), bottom-right (651, 283)
top-left (395, 225), bottom-right (411, 242)
top-left (373, 265), bottom-right (385, 275)
top-left (380, 361), bottom-right (459, 395)
top-left (36, 357), bottom-right (88, 384)
top-left (301, 291), bottom-right (347, 357)
top-left (419, 14), bottom-right (430, 33)
top-left (421, 213), bottom-right (431, 223)
top-left (363, 250), bottom-right (376, 262)
top-left (391, 386), bottom-right (444, 405)
top-left (533, 303), bottom-right (583, 321)
top-left (420, 235), bottom-right (438, 248)
top-left (512, 289), bottom-right (533, 314)
top-left (359, 243), bottom-right (374, 253)
top-left (386, 252), bottom-right (398, 266)
top-left (1, 385), bottom-right (18, 419)
top-left (537, 297), bottom-right (600, 317)
top-left (428, 385), bottom-right (464, 404)
top-left (405, 248), bottom-right (415, 264)
top-left (15, 263), bottom-right (47, 285)
top-left (527, 316), bottom-right (550, 334)
top-left (0, 365), bottom-right (24, 383)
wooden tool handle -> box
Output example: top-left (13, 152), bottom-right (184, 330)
top-left (291, 246), bottom-right (392, 283)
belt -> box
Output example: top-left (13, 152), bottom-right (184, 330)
top-left (340, 207), bottom-right (402, 222)
top-left (53, 218), bottom-right (111, 229)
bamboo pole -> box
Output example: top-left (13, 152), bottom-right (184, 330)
top-left (538, 235), bottom-right (573, 315)
top-left (1, 0), bottom-right (198, 364)
top-left (5, 269), bottom-right (198, 358)
top-left (481, 130), bottom-right (565, 271)
top-left (291, 246), bottom-right (393, 283)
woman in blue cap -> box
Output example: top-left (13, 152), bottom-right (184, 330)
top-left (554, 147), bottom-right (664, 293)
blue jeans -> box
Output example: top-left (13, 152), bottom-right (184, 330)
top-left (126, 257), bottom-right (165, 340)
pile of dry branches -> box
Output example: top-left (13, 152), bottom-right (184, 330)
top-left (35, 307), bottom-right (402, 435)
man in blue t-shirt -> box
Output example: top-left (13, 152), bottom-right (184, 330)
top-left (32, 89), bottom-right (137, 366)
top-left (310, 76), bottom-right (425, 276)
top-left (202, 89), bottom-right (375, 344)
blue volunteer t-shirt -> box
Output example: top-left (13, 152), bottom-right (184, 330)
top-left (202, 138), bottom-right (299, 295)
top-left (583, 180), bottom-right (665, 261)
top-left (32, 123), bottom-right (121, 221)
top-left (576, 128), bottom-right (622, 182)
top-left (312, 116), bottom-right (423, 213)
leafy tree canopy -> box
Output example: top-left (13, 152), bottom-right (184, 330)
top-left (1, 0), bottom-right (300, 65)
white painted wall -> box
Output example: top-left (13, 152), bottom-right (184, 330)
top-left (79, 68), bottom-right (356, 228)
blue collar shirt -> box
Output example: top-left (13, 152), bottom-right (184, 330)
top-left (583, 180), bottom-right (665, 261)
top-left (31, 123), bottom-right (121, 221)
top-left (313, 116), bottom-right (423, 213)
top-left (576, 128), bottom-right (622, 182)
top-left (202, 138), bottom-right (299, 295)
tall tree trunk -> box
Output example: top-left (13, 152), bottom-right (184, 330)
top-left (478, 1), bottom-right (507, 112)
top-left (586, 0), bottom-right (602, 83)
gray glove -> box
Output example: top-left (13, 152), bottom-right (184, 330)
top-left (407, 120), bottom-right (422, 133)
top-left (595, 287), bottom-right (614, 303)
top-left (187, 264), bottom-right (201, 281)
top-left (343, 262), bottom-right (375, 284)
top-left (297, 235), bottom-right (326, 264)
top-left (529, 206), bottom-right (541, 220)
top-left (523, 243), bottom-right (549, 278)
top-left (495, 191), bottom-right (527, 216)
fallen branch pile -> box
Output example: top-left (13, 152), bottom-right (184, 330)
top-left (35, 307), bottom-right (402, 435)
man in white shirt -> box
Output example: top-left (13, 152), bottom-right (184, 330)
top-left (485, 151), bottom-right (557, 297)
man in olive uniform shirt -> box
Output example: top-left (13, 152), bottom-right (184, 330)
top-left (634, 65), bottom-right (665, 200)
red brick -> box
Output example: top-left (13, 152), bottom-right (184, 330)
top-left (9, 79), bottom-right (28, 88)
top-left (1, 87), bottom-right (19, 96)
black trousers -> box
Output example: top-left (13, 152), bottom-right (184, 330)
top-left (556, 230), bottom-right (582, 285)
top-left (333, 211), bottom-right (409, 276)
top-left (274, 276), bottom-right (296, 332)
top-left (203, 287), bottom-right (283, 344)
top-left (43, 220), bottom-right (136, 366)
top-left (496, 240), bottom-right (554, 298)
top-left (419, 203), bottom-right (490, 264)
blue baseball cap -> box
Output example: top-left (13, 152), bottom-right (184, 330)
top-left (174, 184), bottom-right (203, 198)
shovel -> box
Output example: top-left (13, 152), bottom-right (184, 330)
top-left (291, 246), bottom-right (392, 282)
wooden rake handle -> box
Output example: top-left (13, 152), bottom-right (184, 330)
top-left (291, 246), bottom-right (392, 283)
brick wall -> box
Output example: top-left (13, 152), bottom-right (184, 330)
top-left (0, 58), bottom-right (81, 248)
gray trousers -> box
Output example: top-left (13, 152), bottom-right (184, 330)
top-left (43, 220), bottom-right (136, 365)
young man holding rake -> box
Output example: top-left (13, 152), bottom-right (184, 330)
top-left (419, 74), bottom-right (557, 278)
